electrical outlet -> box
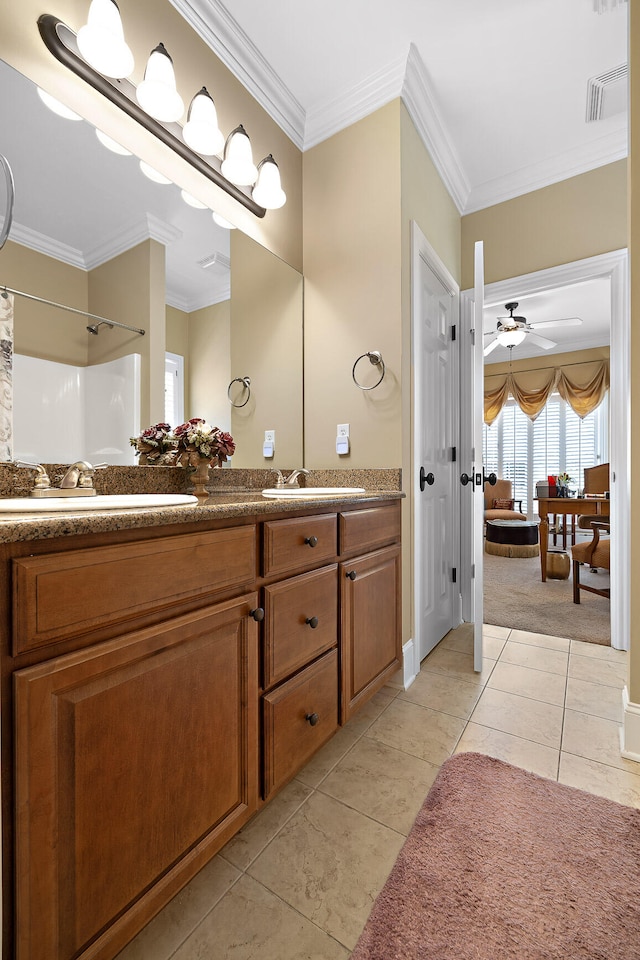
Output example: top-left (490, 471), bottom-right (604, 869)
top-left (264, 430), bottom-right (275, 443)
top-left (337, 423), bottom-right (349, 438)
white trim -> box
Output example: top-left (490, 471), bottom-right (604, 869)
top-left (165, 287), bottom-right (230, 313)
top-left (9, 222), bottom-right (86, 270)
top-left (85, 214), bottom-right (183, 270)
top-left (401, 638), bottom-right (418, 691)
top-left (621, 686), bottom-right (640, 763)
top-left (472, 248), bottom-right (629, 651)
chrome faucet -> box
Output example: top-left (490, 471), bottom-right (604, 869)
top-left (270, 468), bottom-right (309, 490)
top-left (14, 459), bottom-right (106, 498)
top-left (60, 460), bottom-right (97, 489)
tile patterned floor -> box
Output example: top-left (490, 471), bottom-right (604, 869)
top-left (116, 625), bottom-right (636, 960)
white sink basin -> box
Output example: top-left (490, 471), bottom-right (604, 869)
top-left (0, 494), bottom-right (199, 513)
top-left (262, 487), bottom-right (365, 499)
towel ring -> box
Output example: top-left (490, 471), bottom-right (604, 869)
top-left (352, 351), bottom-right (385, 391)
top-left (0, 154), bottom-right (15, 251)
top-left (227, 376), bottom-right (251, 408)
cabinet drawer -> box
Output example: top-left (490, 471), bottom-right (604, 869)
top-left (262, 649), bottom-right (338, 798)
top-left (263, 565), bottom-right (337, 689)
top-left (262, 514), bottom-right (337, 578)
top-left (339, 502), bottom-right (401, 556)
top-left (13, 526), bottom-right (256, 654)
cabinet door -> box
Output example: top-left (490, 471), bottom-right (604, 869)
top-left (340, 545), bottom-right (401, 723)
top-left (14, 596), bottom-right (259, 960)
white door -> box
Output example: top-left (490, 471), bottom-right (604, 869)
top-left (412, 223), bottom-right (459, 663)
top-left (460, 241), bottom-right (486, 671)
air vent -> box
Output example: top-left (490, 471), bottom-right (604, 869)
top-left (586, 63), bottom-right (628, 122)
top-left (197, 252), bottom-right (231, 270)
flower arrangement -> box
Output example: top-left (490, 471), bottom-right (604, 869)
top-left (556, 472), bottom-right (571, 485)
top-left (130, 418), bottom-right (235, 467)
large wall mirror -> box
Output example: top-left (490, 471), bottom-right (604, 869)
top-left (0, 57), bottom-right (303, 468)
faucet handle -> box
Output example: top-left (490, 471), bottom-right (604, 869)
top-left (13, 460), bottom-right (51, 489)
top-left (271, 468), bottom-right (285, 489)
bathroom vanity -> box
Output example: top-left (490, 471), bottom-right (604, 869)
top-left (0, 490), bottom-right (402, 960)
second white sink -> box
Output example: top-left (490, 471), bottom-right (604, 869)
top-left (262, 487), bottom-right (365, 499)
top-left (0, 494), bottom-right (199, 513)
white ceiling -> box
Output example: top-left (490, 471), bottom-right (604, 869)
top-left (0, 0), bottom-right (627, 332)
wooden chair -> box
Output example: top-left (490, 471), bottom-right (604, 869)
top-left (571, 521), bottom-right (610, 603)
top-left (577, 463), bottom-right (610, 531)
top-left (484, 479), bottom-right (527, 523)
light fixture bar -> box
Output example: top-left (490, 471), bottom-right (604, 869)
top-left (37, 13), bottom-right (266, 218)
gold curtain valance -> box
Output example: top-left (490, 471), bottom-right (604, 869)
top-left (484, 360), bottom-right (609, 425)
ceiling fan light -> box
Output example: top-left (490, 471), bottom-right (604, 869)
top-left (252, 154), bottom-right (286, 209)
top-left (183, 87), bottom-right (225, 156)
top-left (77, 0), bottom-right (134, 78)
top-left (221, 125), bottom-right (258, 186)
top-left (497, 328), bottom-right (526, 348)
top-left (212, 211), bottom-right (236, 229)
top-left (136, 43), bottom-right (184, 122)
top-left (37, 88), bottom-right (82, 120)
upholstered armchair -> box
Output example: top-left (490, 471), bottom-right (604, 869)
top-left (571, 520), bottom-right (610, 603)
top-left (484, 479), bottom-right (527, 523)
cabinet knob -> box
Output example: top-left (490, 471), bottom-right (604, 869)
top-left (345, 570), bottom-right (357, 580)
top-left (304, 535), bottom-right (318, 548)
top-left (249, 607), bottom-right (265, 622)
top-left (305, 712), bottom-right (319, 726)
top-left (305, 616), bottom-right (319, 629)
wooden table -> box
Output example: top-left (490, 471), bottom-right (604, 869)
top-left (536, 497), bottom-right (610, 582)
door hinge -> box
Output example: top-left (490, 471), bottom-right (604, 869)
top-left (451, 567), bottom-right (457, 583)
top-left (471, 563), bottom-right (476, 579)
top-left (470, 328), bottom-right (475, 345)
top-left (450, 446), bottom-right (456, 462)
top-left (451, 324), bottom-right (456, 342)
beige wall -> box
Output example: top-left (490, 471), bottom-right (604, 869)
top-left (0, 0), bottom-right (302, 271)
top-left (166, 305), bottom-right (189, 421)
top-left (461, 160), bottom-right (628, 290)
top-left (189, 300), bottom-right (231, 432)
top-left (303, 100), bottom-right (403, 470)
top-left (629, 3), bottom-right (640, 706)
top-left (0, 240), bottom-right (89, 364)
top-left (230, 230), bottom-right (303, 467)
top-left (88, 240), bottom-right (165, 426)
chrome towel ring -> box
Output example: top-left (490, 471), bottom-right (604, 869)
top-left (352, 351), bottom-right (385, 391)
top-left (228, 376), bottom-right (251, 407)
top-left (0, 154), bottom-right (15, 251)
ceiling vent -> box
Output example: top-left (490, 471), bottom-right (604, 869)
top-left (197, 252), bottom-right (231, 270)
top-left (586, 63), bottom-right (628, 122)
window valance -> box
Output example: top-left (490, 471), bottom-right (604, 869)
top-left (484, 360), bottom-right (609, 425)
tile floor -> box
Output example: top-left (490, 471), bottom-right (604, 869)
top-left (116, 624), bottom-right (636, 960)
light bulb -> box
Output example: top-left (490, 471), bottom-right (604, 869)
top-left (183, 87), bottom-right (224, 156)
top-left (136, 43), bottom-right (184, 122)
top-left (181, 190), bottom-right (208, 209)
top-left (212, 212), bottom-right (236, 230)
top-left (37, 88), bottom-right (82, 121)
top-left (221, 125), bottom-right (258, 186)
top-left (95, 129), bottom-right (132, 155)
top-left (252, 155), bottom-right (286, 209)
top-left (77, 0), bottom-right (134, 79)
top-left (139, 161), bottom-right (172, 184)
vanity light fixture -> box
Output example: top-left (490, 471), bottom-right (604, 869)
top-left (181, 190), bottom-right (208, 209)
top-left (212, 211), bottom-right (236, 230)
top-left (38, 13), bottom-right (284, 217)
top-left (76, 0), bottom-right (134, 79)
top-left (37, 87), bottom-right (82, 120)
top-left (221, 125), bottom-right (258, 187)
top-left (136, 43), bottom-right (184, 123)
top-left (496, 328), bottom-right (527, 348)
top-left (183, 87), bottom-right (224, 156)
top-left (139, 160), bottom-right (172, 184)
top-left (95, 128), bottom-right (132, 155)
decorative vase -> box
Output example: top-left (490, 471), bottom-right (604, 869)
top-left (191, 460), bottom-right (211, 498)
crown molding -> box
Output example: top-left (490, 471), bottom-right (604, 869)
top-left (9, 222), bottom-right (87, 269)
top-left (165, 286), bottom-right (230, 313)
top-left (168, 0), bottom-right (305, 149)
top-left (84, 214), bottom-right (183, 269)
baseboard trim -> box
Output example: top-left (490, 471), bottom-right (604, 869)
top-left (620, 686), bottom-right (640, 763)
top-left (401, 638), bottom-right (418, 691)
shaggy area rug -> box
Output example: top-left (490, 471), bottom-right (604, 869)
top-left (483, 550), bottom-right (610, 645)
top-left (351, 753), bottom-right (640, 960)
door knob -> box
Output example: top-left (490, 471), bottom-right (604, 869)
top-left (419, 467), bottom-right (435, 490)
top-left (304, 535), bottom-right (318, 548)
top-left (305, 616), bottom-right (319, 629)
top-left (305, 712), bottom-right (319, 726)
top-left (460, 473), bottom-right (473, 487)
top-left (483, 472), bottom-right (497, 487)
top-left (345, 570), bottom-right (357, 580)
top-left (250, 607), bottom-right (264, 622)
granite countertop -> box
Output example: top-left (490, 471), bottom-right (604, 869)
top-left (0, 488), bottom-right (404, 544)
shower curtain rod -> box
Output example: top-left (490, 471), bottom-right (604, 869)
top-left (0, 284), bottom-right (145, 336)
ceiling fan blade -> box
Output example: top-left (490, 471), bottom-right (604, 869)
top-left (528, 317), bottom-right (582, 330)
top-left (483, 337), bottom-right (500, 356)
top-left (527, 332), bottom-right (557, 350)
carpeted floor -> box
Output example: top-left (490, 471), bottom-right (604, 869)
top-left (351, 752), bottom-right (640, 960)
top-left (483, 549), bottom-right (610, 645)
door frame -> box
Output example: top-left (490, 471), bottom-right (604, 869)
top-left (461, 248), bottom-right (629, 651)
top-left (411, 222), bottom-right (461, 682)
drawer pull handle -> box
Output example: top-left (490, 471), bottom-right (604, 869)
top-left (305, 712), bottom-right (319, 726)
top-left (346, 570), bottom-right (357, 580)
top-left (305, 616), bottom-right (319, 629)
top-left (304, 535), bottom-right (318, 547)
top-left (250, 607), bottom-right (265, 622)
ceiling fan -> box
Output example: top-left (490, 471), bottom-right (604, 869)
top-left (483, 301), bottom-right (583, 356)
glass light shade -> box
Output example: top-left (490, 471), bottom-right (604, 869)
top-left (37, 88), bottom-right (82, 120)
top-left (212, 212), bottom-right (236, 229)
top-left (183, 88), bottom-right (224, 156)
top-left (95, 129), bottom-right (132, 155)
top-left (181, 190), bottom-right (207, 209)
top-left (136, 43), bottom-right (184, 122)
top-left (496, 328), bottom-right (527, 348)
top-left (252, 155), bottom-right (286, 209)
top-left (139, 160), bottom-right (172, 184)
top-left (77, 0), bottom-right (134, 78)
top-left (221, 125), bottom-right (258, 186)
